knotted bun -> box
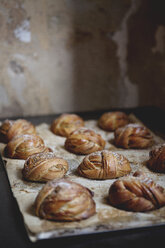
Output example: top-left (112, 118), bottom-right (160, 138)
top-left (35, 179), bottom-right (96, 221)
top-left (114, 124), bottom-right (153, 149)
top-left (22, 152), bottom-right (68, 182)
top-left (147, 144), bottom-right (165, 173)
top-left (0, 119), bottom-right (36, 143)
top-left (98, 111), bottom-right (129, 131)
top-left (78, 150), bottom-right (131, 179)
top-left (65, 128), bottom-right (106, 155)
top-left (109, 177), bottom-right (165, 212)
top-left (51, 114), bottom-right (84, 137)
top-left (4, 134), bottom-right (51, 160)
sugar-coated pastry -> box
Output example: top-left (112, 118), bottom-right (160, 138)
top-left (98, 111), bottom-right (129, 131)
top-left (4, 134), bottom-right (51, 160)
top-left (78, 150), bottom-right (131, 179)
top-left (65, 127), bottom-right (106, 155)
top-left (0, 119), bottom-right (36, 143)
top-left (108, 177), bottom-right (165, 212)
top-left (114, 124), bottom-right (153, 149)
top-left (22, 152), bottom-right (68, 182)
top-left (51, 114), bottom-right (84, 137)
top-left (35, 179), bottom-right (96, 221)
top-left (147, 144), bottom-right (165, 173)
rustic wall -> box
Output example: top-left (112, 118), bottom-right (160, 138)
top-left (127, 0), bottom-right (165, 109)
top-left (0, 0), bottom-right (164, 118)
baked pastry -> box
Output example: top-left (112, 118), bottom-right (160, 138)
top-left (51, 114), bottom-right (84, 137)
top-left (78, 150), bottom-right (131, 179)
top-left (22, 152), bottom-right (68, 182)
top-left (147, 144), bottom-right (165, 173)
top-left (108, 177), bottom-right (165, 212)
top-left (65, 127), bottom-right (106, 155)
top-left (98, 111), bottom-right (129, 131)
top-left (4, 134), bottom-right (51, 160)
top-left (0, 119), bottom-right (36, 143)
top-left (35, 179), bottom-right (96, 221)
top-left (114, 124), bottom-right (153, 149)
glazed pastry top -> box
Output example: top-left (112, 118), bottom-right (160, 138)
top-left (147, 144), bottom-right (165, 173)
top-left (109, 176), bottom-right (165, 212)
top-left (22, 152), bottom-right (68, 182)
top-left (98, 111), bottom-right (129, 131)
top-left (4, 134), bottom-right (51, 160)
top-left (0, 119), bottom-right (36, 143)
top-left (114, 124), bottom-right (154, 149)
top-left (78, 150), bottom-right (131, 179)
top-left (51, 114), bottom-right (84, 137)
top-left (35, 179), bottom-right (96, 221)
top-left (65, 127), bottom-right (106, 155)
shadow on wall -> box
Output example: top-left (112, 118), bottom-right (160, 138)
top-left (1, 0), bottom-right (164, 118)
top-left (66, 0), bottom-right (132, 112)
top-left (127, 0), bottom-right (165, 109)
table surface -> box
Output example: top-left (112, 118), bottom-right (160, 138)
top-left (0, 106), bottom-right (165, 248)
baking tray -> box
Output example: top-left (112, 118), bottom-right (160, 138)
top-left (0, 106), bottom-right (165, 247)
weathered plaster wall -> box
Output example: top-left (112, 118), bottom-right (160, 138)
top-left (0, 0), bottom-right (164, 118)
top-left (127, 0), bottom-right (165, 109)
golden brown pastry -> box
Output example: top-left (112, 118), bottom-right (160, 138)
top-left (4, 134), bottom-right (51, 160)
top-left (22, 152), bottom-right (68, 182)
top-left (98, 111), bottom-right (129, 131)
top-left (65, 127), bottom-right (106, 155)
top-left (0, 119), bottom-right (36, 143)
top-left (51, 114), bottom-right (84, 137)
top-left (114, 124), bottom-right (153, 149)
top-left (35, 179), bottom-right (96, 221)
top-left (108, 177), bottom-right (165, 212)
top-left (78, 150), bottom-right (131, 179)
top-left (147, 144), bottom-right (165, 173)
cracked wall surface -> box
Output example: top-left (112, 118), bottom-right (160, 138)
top-left (0, 0), bottom-right (164, 118)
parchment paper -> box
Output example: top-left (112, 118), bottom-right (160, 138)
top-left (0, 114), bottom-right (165, 242)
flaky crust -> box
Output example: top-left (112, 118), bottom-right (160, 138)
top-left (109, 177), bottom-right (165, 212)
top-left (114, 124), bottom-right (153, 149)
top-left (98, 112), bottom-right (129, 131)
top-left (35, 179), bottom-right (96, 221)
top-left (51, 114), bottom-right (84, 137)
top-left (78, 150), bottom-right (131, 179)
top-left (22, 152), bottom-right (68, 182)
top-left (0, 119), bottom-right (36, 143)
top-left (65, 128), bottom-right (106, 155)
top-left (4, 134), bottom-right (51, 160)
top-left (147, 144), bottom-right (165, 173)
